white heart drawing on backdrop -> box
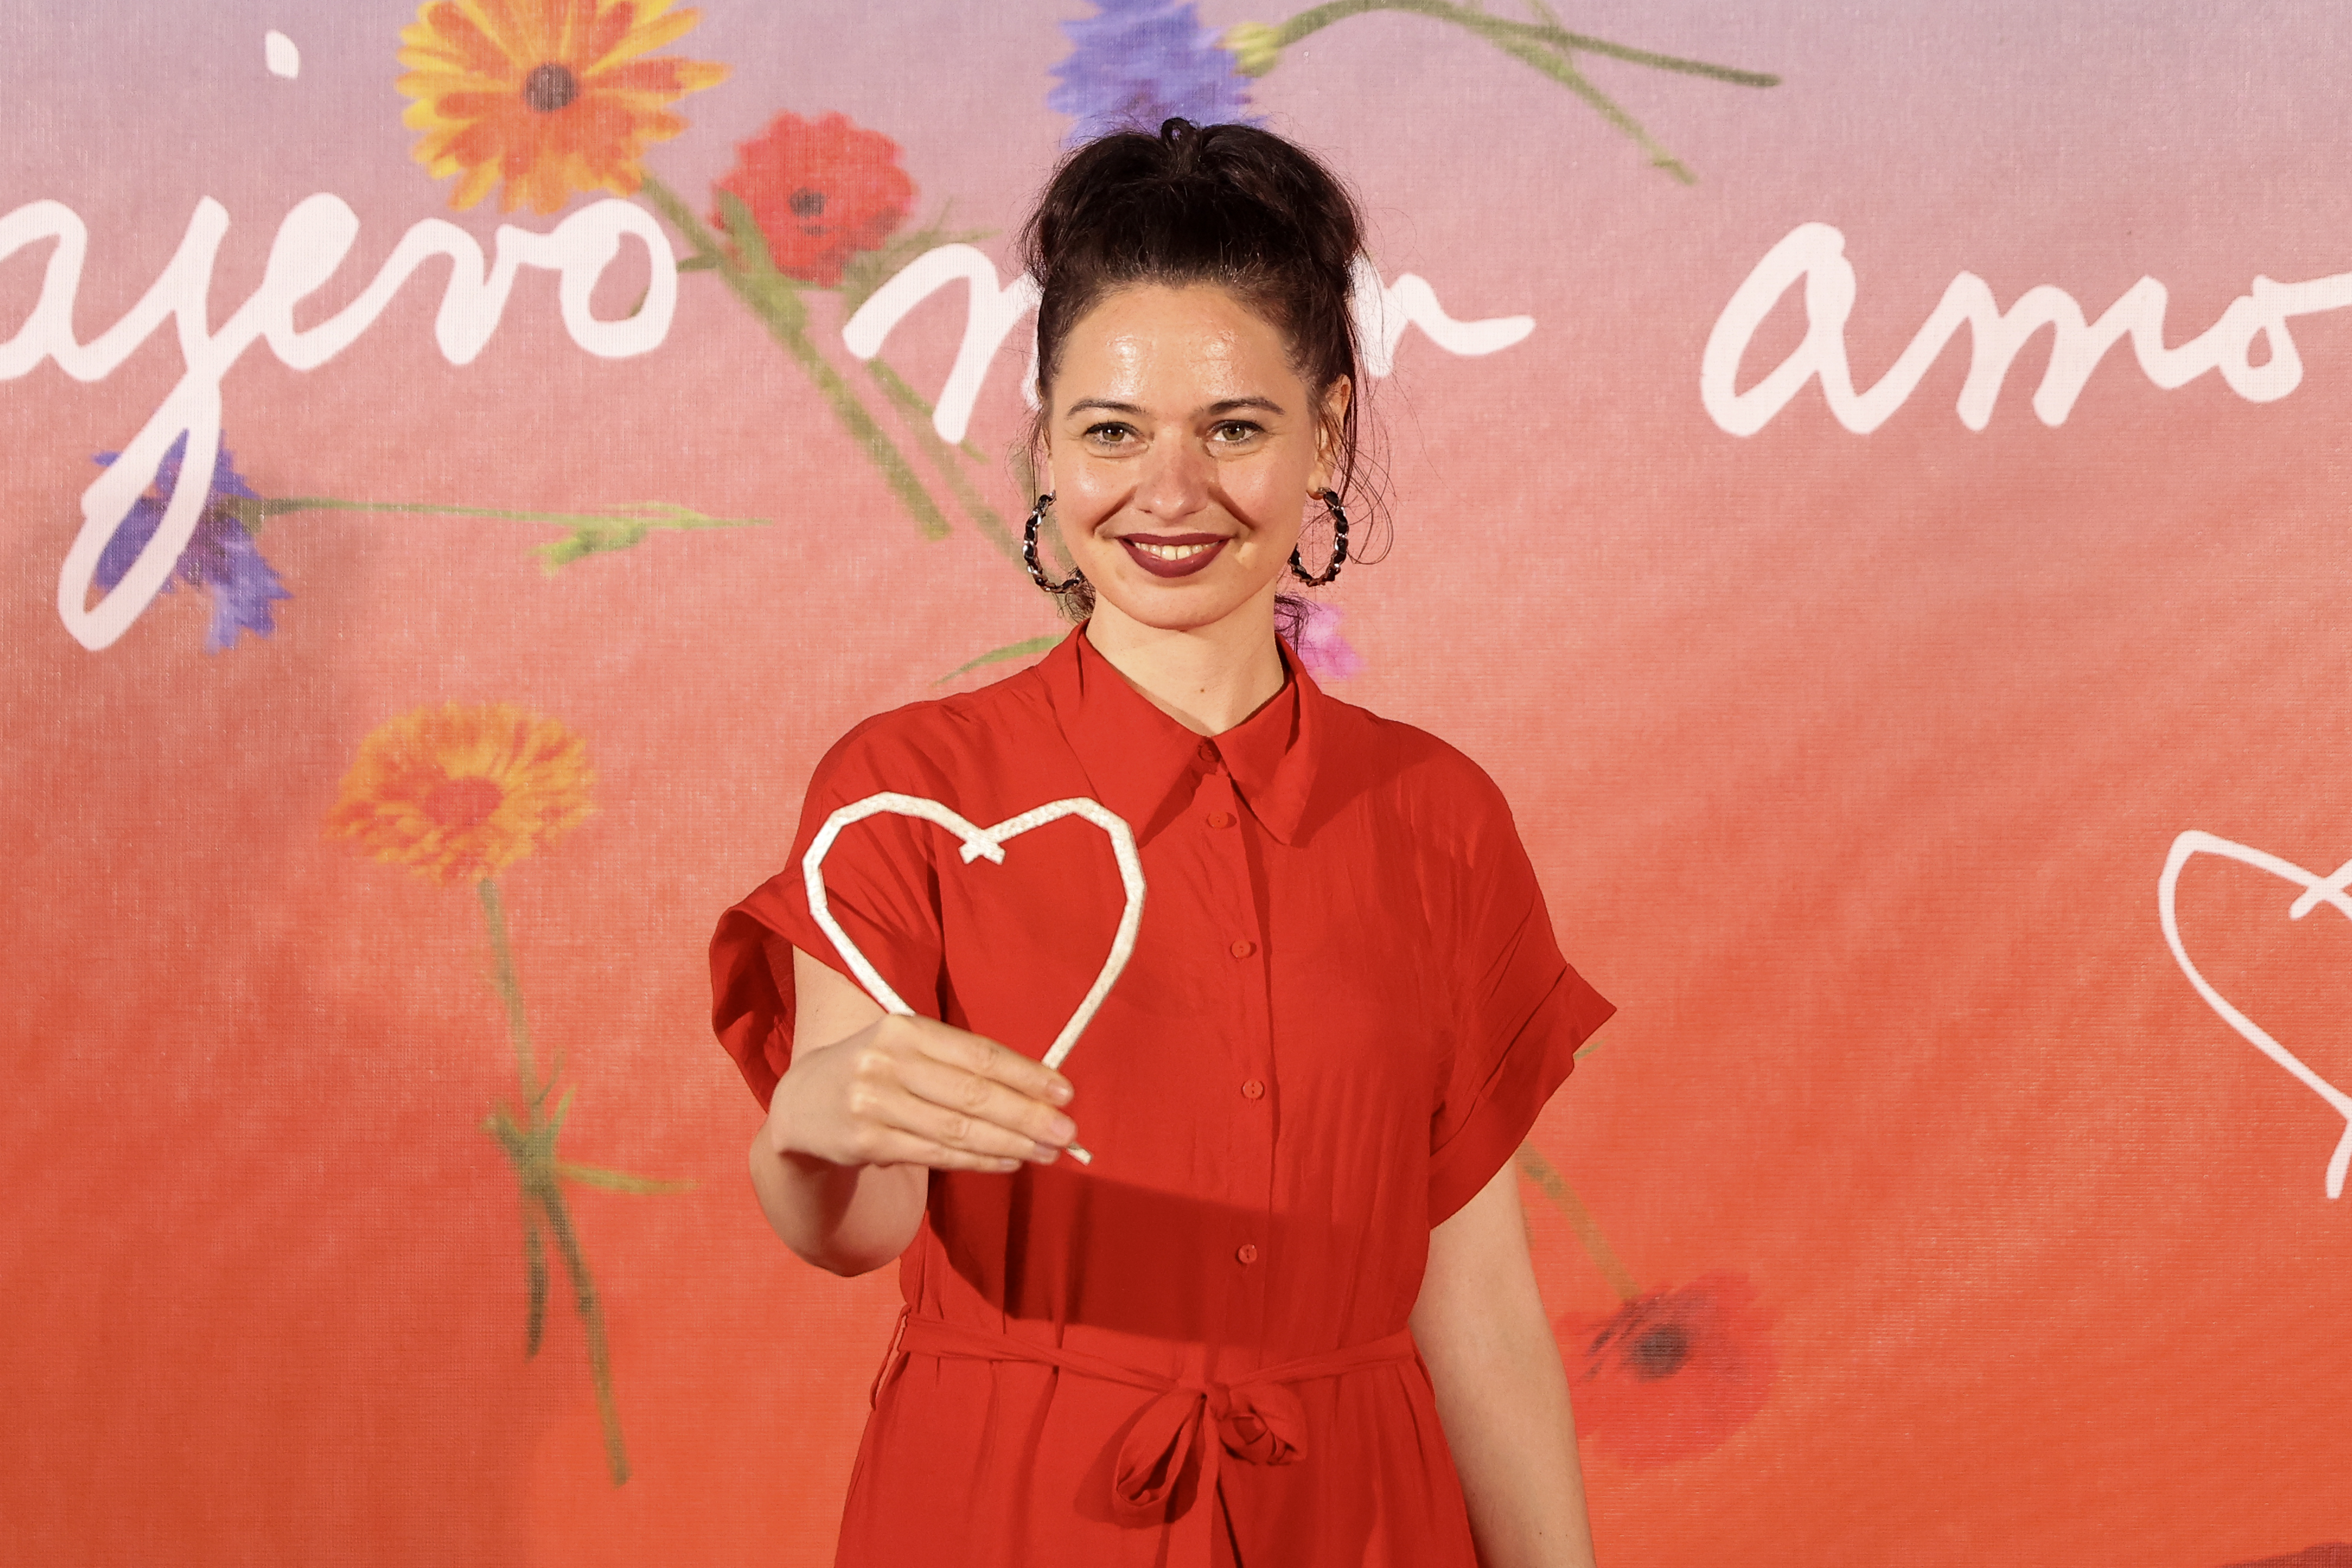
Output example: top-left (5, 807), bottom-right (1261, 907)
top-left (802, 791), bottom-right (1148, 1166)
top-left (2158, 829), bottom-right (2352, 1198)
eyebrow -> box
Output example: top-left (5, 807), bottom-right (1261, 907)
top-left (1064, 396), bottom-right (1289, 419)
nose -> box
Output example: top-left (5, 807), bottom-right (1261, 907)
top-left (1129, 432), bottom-right (1212, 524)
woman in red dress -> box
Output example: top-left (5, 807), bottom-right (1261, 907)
top-left (711, 119), bottom-right (1613, 1566)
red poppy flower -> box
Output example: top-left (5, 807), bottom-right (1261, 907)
top-left (2223, 1548), bottom-right (2352, 1568)
top-left (1559, 1271), bottom-right (1776, 1466)
top-left (711, 111), bottom-right (915, 286)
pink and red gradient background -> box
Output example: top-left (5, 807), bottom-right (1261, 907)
top-left (7, 2), bottom-right (2352, 1562)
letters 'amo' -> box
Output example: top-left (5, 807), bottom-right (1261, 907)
top-left (1700, 222), bottom-right (2352, 437)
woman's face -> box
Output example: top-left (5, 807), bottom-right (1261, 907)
top-left (1042, 283), bottom-right (1347, 636)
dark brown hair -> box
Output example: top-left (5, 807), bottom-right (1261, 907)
top-left (1018, 118), bottom-right (1377, 621)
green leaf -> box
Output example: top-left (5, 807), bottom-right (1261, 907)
top-left (557, 1161), bottom-right (697, 1196)
top-left (529, 503), bottom-right (774, 573)
top-left (533, 518), bottom-right (657, 570)
top-left (937, 633), bottom-right (1059, 684)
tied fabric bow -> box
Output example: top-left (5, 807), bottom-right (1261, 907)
top-left (1113, 1375), bottom-right (1308, 1522)
top-left (895, 1313), bottom-right (1420, 1552)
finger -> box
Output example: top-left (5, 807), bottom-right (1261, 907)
top-left (853, 1071), bottom-right (1064, 1164)
top-left (909, 1083), bottom-right (1071, 1164)
top-left (897, 1053), bottom-right (1078, 1153)
top-left (909, 1019), bottom-right (1075, 1106)
top-left (857, 1125), bottom-right (1026, 1175)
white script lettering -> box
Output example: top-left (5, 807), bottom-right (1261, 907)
top-left (841, 246), bottom-right (1535, 445)
top-left (841, 245), bottom-right (1044, 444)
top-left (0, 194), bottom-right (677, 650)
top-left (1702, 222), bottom-right (2352, 436)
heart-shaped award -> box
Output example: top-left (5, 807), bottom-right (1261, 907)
top-left (2160, 828), bottom-right (2352, 1198)
top-left (802, 791), bottom-right (1147, 1165)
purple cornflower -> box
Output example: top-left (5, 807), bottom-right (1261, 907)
top-left (1048, 0), bottom-right (1259, 144)
top-left (93, 436), bottom-right (290, 653)
top-left (1281, 596), bottom-right (1367, 681)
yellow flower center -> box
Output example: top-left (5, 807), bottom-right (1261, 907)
top-left (522, 62), bottom-right (579, 113)
top-left (425, 774), bottom-right (506, 833)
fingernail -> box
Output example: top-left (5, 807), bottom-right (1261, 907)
top-left (1049, 1116), bottom-right (1077, 1145)
top-left (1047, 1081), bottom-right (1074, 1104)
top-left (997, 1157), bottom-right (1023, 1172)
top-left (1030, 1142), bottom-right (1061, 1163)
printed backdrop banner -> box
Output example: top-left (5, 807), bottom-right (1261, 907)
top-left (6, 2), bottom-right (2350, 1562)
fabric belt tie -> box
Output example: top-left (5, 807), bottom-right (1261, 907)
top-left (894, 1313), bottom-right (1420, 1543)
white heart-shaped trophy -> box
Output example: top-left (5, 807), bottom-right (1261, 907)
top-left (802, 791), bottom-right (1147, 1165)
top-left (2159, 829), bottom-right (2352, 1198)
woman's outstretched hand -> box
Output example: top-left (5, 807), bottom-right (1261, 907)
top-left (748, 947), bottom-right (1077, 1276)
top-left (766, 1008), bottom-right (1079, 1175)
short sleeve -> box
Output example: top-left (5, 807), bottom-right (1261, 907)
top-left (1425, 773), bottom-right (1616, 1224)
top-left (709, 717), bottom-right (952, 1107)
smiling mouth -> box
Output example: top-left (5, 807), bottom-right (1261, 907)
top-left (1118, 534), bottom-right (1229, 579)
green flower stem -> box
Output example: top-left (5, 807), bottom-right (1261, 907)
top-left (1269, 0), bottom-right (1779, 183)
top-left (1485, 32), bottom-right (1692, 182)
top-left (638, 175), bottom-right (951, 541)
top-left (229, 496), bottom-right (770, 574)
top-left (521, 1199), bottom-right (549, 1357)
top-left (864, 357), bottom-right (1021, 561)
top-left (476, 877), bottom-right (649, 1487)
top-left (529, 1168), bottom-right (630, 1485)
top-left (478, 878), bottom-right (541, 1103)
top-left (1515, 1143), bottom-right (1642, 1303)
top-left (487, 1105), bottom-right (632, 1483)
top-left (863, 357), bottom-right (994, 467)
top-left (1272, 0), bottom-right (1777, 83)
top-left (243, 497), bottom-right (764, 529)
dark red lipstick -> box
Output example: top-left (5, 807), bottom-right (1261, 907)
top-left (1117, 533), bottom-right (1229, 579)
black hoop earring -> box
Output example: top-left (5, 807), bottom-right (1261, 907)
top-left (1023, 494), bottom-right (1086, 594)
top-left (1288, 490), bottom-right (1348, 586)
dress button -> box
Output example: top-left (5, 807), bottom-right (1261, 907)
top-left (1237, 1243), bottom-right (1259, 1265)
top-left (1241, 1079), bottom-right (1265, 1100)
top-left (1230, 938), bottom-right (1256, 959)
top-left (1205, 810), bottom-right (1235, 829)
top-left (1197, 740), bottom-right (1219, 764)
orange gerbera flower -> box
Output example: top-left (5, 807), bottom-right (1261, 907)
top-left (328, 702), bottom-right (593, 885)
top-left (397, 0), bottom-right (727, 214)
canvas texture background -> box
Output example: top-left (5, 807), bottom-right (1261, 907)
top-left (5, 2), bottom-right (2350, 1563)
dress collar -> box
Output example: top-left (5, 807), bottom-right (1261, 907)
top-left (1039, 624), bottom-right (1322, 846)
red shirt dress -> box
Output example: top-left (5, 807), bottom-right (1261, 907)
top-left (711, 627), bottom-right (1613, 1566)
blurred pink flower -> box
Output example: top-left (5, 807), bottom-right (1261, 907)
top-left (1282, 596), bottom-right (1364, 681)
